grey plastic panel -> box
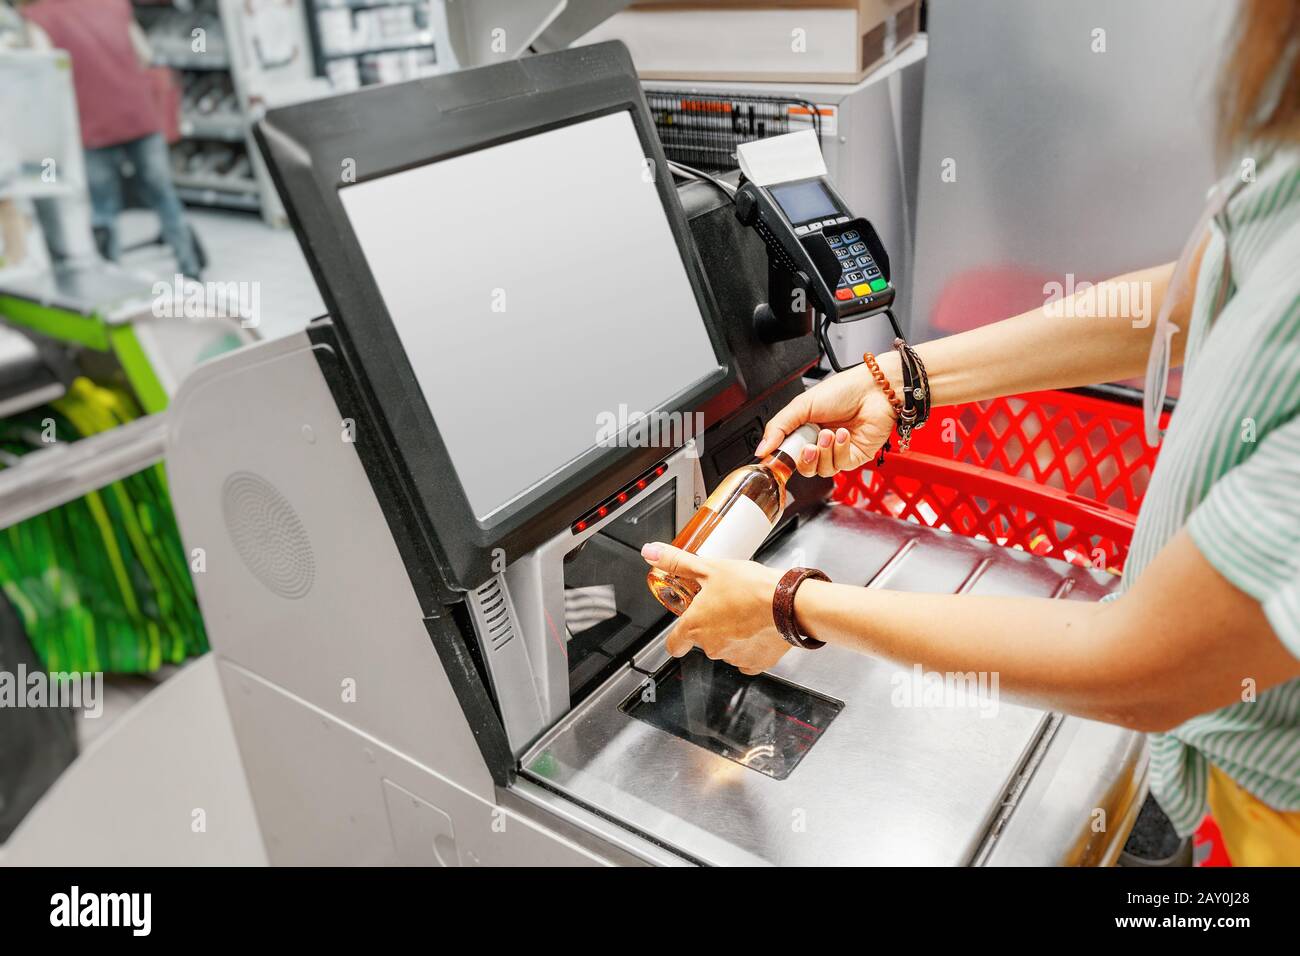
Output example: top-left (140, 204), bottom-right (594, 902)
top-left (166, 333), bottom-right (497, 797)
top-left (218, 661), bottom-right (612, 866)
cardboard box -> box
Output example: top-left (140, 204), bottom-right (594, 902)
top-left (577, 0), bottom-right (921, 84)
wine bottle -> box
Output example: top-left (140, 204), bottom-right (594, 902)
top-left (647, 423), bottom-right (819, 615)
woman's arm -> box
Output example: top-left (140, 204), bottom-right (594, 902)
top-left (0, 200), bottom-right (28, 267)
top-left (894, 260), bottom-right (1187, 408)
top-left (756, 258), bottom-right (1202, 476)
top-left (641, 528), bottom-right (1300, 732)
top-left (794, 530), bottom-right (1299, 731)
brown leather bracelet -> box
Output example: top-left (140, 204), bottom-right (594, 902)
top-left (772, 567), bottom-right (829, 649)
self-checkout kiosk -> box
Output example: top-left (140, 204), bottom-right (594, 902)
top-left (163, 43), bottom-right (1146, 866)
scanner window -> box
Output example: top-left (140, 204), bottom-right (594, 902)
top-left (564, 482), bottom-right (677, 703)
top-left (622, 650), bottom-right (844, 780)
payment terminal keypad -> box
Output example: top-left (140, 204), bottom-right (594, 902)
top-left (826, 228), bottom-right (888, 303)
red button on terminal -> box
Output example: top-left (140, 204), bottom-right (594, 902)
top-left (834, 288), bottom-right (853, 301)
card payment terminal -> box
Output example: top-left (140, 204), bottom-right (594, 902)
top-left (733, 131), bottom-right (901, 365)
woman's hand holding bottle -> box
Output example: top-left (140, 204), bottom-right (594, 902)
top-left (754, 353), bottom-right (900, 477)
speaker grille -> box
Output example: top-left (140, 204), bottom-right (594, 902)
top-left (221, 472), bottom-right (315, 599)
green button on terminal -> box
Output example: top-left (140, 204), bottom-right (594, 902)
top-left (869, 278), bottom-right (888, 292)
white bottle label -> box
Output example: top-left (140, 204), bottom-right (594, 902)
top-left (694, 495), bottom-right (774, 561)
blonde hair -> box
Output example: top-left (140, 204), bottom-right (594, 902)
top-left (1219, 0), bottom-right (1300, 151)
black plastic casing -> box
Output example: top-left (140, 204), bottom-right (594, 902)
top-left (736, 174), bottom-right (896, 321)
top-left (674, 176), bottom-right (831, 519)
top-left (256, 44), bottom-right (830, 786)
top-left (255, 41), bottom-right (744, 602)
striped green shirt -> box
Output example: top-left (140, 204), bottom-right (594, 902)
top-left (1119, 146), bottom-right (1300, 837)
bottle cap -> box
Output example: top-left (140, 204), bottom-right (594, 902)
top-left (776, 424), bottom-right (821, 460)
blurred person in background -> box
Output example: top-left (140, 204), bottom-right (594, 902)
top-left (0, 1), bottom-right (36, 268)
top-left (0, 0), bottom-right (36, 48)
top-left (18, 0), bottom-right (201, 278)
top-left (0, 149), bottom-right (26, 271)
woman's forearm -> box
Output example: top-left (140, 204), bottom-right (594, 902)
top-left (790, 580), bottom-right (1135, 722)
top-left (789, 531), bottom-right (1300, 732)
top-left (878, 262), bottom-right (1181, 406)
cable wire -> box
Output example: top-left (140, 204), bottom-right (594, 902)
top-left (667, 159), bottom-right (737, 198)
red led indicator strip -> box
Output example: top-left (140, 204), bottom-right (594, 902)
top-left (571, 462), bottom-right (670, 534)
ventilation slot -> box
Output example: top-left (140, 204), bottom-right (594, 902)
top-left (473, 578), bottom-right (516, 653)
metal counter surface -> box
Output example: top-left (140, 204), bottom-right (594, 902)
top-left (522, 504), bottom-right (1137, 866)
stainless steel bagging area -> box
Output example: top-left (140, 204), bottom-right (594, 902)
top-left (525, 505), bottom-right (1143, 866)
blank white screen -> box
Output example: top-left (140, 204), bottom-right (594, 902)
top-left (340, 111), bottom-right (721, 520)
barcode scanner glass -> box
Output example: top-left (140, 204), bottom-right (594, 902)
top-left (622, 649), bottom-right (843, 780)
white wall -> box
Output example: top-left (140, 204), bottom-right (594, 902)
top-left (909, 0), bottom-right (1229, 340)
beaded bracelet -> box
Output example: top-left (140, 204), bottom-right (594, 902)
top-left (863, 352), bottom-right (902, 416)
top-left (862, 352), bottom-right (901, 465)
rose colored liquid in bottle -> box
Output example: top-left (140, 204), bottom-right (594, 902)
top-left (647, 424), bottom-right (818, 615)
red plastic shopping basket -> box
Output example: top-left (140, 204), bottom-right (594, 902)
top-left (832, 388), bottom-right (1168, 572)
top-left (832, 387), bottom-right (1241, 863)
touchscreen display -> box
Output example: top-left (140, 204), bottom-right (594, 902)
top-left (622, 650), bottom-right (843, 780)
top-left (339, 111), bottom-right (722, 521)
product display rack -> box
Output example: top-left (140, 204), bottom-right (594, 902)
top-left (132, 0), bottom-right (320, 225)
top-left (133, 0), bottom-right (259, 214)
top-left (644, 89), bottom-right (824, 174)
top-left (303, 0), bottom-right (446, 90)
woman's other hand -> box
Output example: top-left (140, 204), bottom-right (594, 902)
top-left (641, 542), bottom-right (790, 675)
top-left (754, 356), bottom-right (898, 478)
